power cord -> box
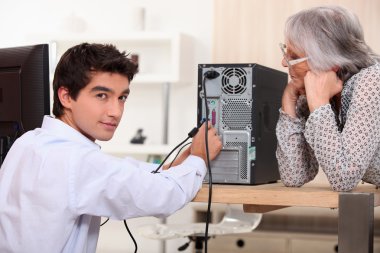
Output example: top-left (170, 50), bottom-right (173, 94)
top-left (171, 69), bottom-right (220, 253)
top-left (202, 69), bottom-right (220, 253)
top-left (167, 142), bottom-right (192, 169)
top-left (100, 217), bottom-right (136, 253)
top-left (100, 123), bottom-right (207, 253)
top-left (124, 220), bottom-right (138, 253)
top-left (151, 122), bottom-right (205, 174)
top-left (100, 218), bottom-right (109, 226)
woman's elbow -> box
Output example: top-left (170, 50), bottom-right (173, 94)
top-left (279, 170), bottom-right (314, 187)
top-left (330, 182), bottom-right (357, 192)
top-left (280, 177), bottom-right (306, 188)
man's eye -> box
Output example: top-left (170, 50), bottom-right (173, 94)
top-left (119, 95), bottom-right (128, 102)
top-left (96, 93), bottom-right (107, 99)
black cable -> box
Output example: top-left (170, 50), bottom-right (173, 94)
top-left (100, 217), bottom-right (109, 226)
top-left (203, 75), bottom-right (211, 253)
top-left (167, 142), bottom-right (192, 169)
top-left (152, 137), bottom-right (190, 173)
top-left (124, 220), bottom-right (137, 253)
top-left (202, 69), bottom-right (219, 253)
top-left (118, 124), bottom-right (205, 253)
top-left (151, 124), bottom-right (204, 174)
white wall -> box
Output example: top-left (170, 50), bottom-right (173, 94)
top-left (0, 0), bottom-right (214, 146)
top-left (0, 0), bottom-right (214, 252)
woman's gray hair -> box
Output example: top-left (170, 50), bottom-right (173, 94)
top-left (285, 5), bottom-right (379, 80)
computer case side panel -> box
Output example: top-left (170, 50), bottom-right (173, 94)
top-left (252, 64), bottom-right (287, 184)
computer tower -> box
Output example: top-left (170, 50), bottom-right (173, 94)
top-left (197, 63), bottom-right (287, 185)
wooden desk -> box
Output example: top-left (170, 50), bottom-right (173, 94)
top-left (193, 183), bottom-right (380, 253)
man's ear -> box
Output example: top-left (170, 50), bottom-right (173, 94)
top-left (57, 87), bottom-right (73, 110)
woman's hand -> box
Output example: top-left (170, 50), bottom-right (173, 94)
top-left (304, 70), bottom-right (343, 112)
top-left (281, 80), bottom-right (306, 118)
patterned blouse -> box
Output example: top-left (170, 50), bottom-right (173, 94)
top-left (276, 63), bottom-right (380, 191)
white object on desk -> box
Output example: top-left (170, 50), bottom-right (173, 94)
top-left (138, 205), bottom-right (262, 240)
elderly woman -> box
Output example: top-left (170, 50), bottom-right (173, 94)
top-left (276, 5), bottom-right (380, 191)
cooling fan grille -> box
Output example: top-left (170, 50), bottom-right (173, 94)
top-left (221, 68), bottom-right (247, 94)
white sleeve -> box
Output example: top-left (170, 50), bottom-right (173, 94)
top-left (70, 150), bottom-right (206, 220)
top-left (121, 156), bottom-right (161, 173)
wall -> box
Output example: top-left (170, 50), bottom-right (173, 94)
top-left (213, 0), bottom-right (380, 70)
top-left (0, 0), bottom-right (214, 146)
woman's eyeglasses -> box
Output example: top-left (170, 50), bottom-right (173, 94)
top-left (279, 43), bottom-right (309, 66)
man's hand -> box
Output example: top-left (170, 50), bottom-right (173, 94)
top-left (304, 70), bottom-right (343, 112)
top-left (191, 122), bottom-right (222, 162)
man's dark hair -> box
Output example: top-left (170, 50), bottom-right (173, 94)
top-left (52, 43), bottom-right (138, 117)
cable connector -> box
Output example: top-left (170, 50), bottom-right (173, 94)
top-left (188, 127), bottom-right (199, 138)
top-left (188, 119), bottom-right (207, 138)
top-left (151, 121), bottom-right (206, 174)
top-left (204, 69), bottom-right (220, 79)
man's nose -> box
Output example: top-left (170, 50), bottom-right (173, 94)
top-left (107, 99), bottom-right (123, 118)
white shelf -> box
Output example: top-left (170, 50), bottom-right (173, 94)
top-left (49, 32), bottom-right (192, 85)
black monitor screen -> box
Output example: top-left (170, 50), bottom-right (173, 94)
top-left (0, 44), bottom-right (50, 165)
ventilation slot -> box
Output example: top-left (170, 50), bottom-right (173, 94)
top-left (226, 141), bottom-right (248, 179)
top-left (222, 98), bottom-right (252, 130)
top-left (221, 68), bottom-right (247, 94)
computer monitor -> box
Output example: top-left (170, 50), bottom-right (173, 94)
top-left (0, 44), bottom-right (50, 166)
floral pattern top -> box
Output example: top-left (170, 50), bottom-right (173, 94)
top-left (276, 63), bottom-right (380, 191)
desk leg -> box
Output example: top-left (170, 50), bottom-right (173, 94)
top-left (338, 193), bottom-right (374, 253)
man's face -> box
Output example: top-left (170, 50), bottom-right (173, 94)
top-left (59, 72), bottom-right (130, 141)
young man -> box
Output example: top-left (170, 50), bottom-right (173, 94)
top-left (0, 43), bottom-right (222, 253)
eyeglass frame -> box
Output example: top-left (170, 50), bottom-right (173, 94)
top-left (279, 43), bottom-right (309, 66)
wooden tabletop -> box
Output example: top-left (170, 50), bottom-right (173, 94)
top-left (192, 182), bottom-right (380, 213)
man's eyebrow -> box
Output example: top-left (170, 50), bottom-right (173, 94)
top-left (123, 88), bottom-right (130, 95)
top-left (90, 86), bottom-right (130, 95)
top-left (90, 86), bottom-right (113, 93)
